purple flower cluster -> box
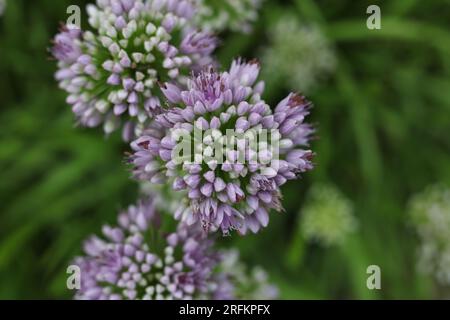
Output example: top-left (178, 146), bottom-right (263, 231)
top-left (53, 1), bottom-right (310, 301)
top-left (130, 59), bottom-right (314, 235)
top-left (52, 0), bottom-right (217, 140)
top-left (73, 199), bottom-right (226, 300)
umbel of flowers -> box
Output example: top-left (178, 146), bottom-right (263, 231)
top-left (301, 183), bottom-right (356, 247)
top-left (130, 59), bottom-right (315, 235)
top-left (51, 0), bottom-right (305, 300)
top-left (74, 199), bottom-right (223, 300)
top-left (261, 16), bottom-right (336, 93)
top-left (193, 0), bottom-right (262, 33)
top-left (52, 0), bottom-right (217, 140)
top-left (217, 249), bottom-right (279, 299)
top-left (409, 184), bottom-right (450, 286)
top-left (73, 198), bottom-right (277, 300)
top-left (0, 0), bottom-right (6, 16)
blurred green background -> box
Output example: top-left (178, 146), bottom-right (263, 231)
top-left (1, 0), bottom-right (449, 299)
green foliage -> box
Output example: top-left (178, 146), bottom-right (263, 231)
top-left (0, 0), bottom-right (449, 299)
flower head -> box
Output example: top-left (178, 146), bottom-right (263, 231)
top-left (52, 0), bottom-right (217, 140)
top-left (130, 59), bottom-right (314, 235)
top-left (194, 0), bottom-right (262, 33)
top-left (262, 17), bottom-right (336, 93)
top-left (0, 0), bottom-right (5, 16)
top-left (73, 199), bottom-right (224, 300)
top-left (217, 249), bottom-right (278, 299)
top-left (301, 184), bottom-right (357, 246)
top-left (409, 184), bottom-right (450, 285)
